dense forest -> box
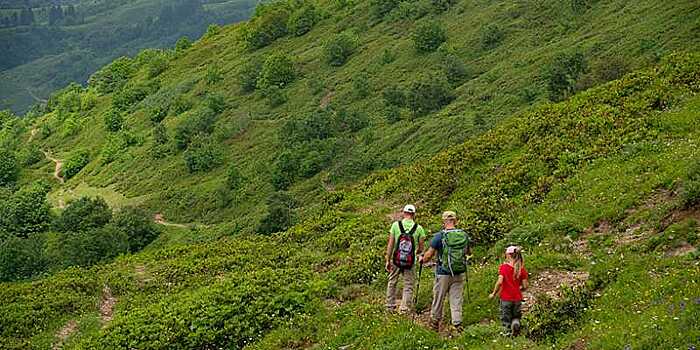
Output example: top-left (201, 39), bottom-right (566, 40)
top-left (0, 0), bottom-right (257, 113)
top-left (1, 0), bottom-right (699, 348)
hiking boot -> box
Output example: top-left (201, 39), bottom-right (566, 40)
top-left (511, 319), bottom-right (521, 337)
top-left (430, 319), bottom-right (440, 332)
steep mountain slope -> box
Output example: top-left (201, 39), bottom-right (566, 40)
top-left (1, 0), bottom-right (699, 349)
top-left (0, 0), bottom-right (257, 113)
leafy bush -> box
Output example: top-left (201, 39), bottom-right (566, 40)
top-left (258, 191), bottom-right (297, 234)
top-left (239, 59), bottom-right (263, 93)
top-left (385, 105), bottom-right (402, 123)
top-left (412, 20), bottom-right (447, 53)
top-left (100, 133), bottom-right (130, 164)
top-left (18, 144), bottom-right (42, 167)
top-left (206, 64), bottom-right (223, 85)
top-left (323, 32), bottom-right (358, 67)
top-left (438, 52), bottom-right (469, 85)
top-left (337, 108), bottom-right (369, 132)
top-left (54, 197), bottom-right (112, 233)
top-left (0, 234), bottom-right (49, 282)
top-left (288, 5), bottom-right (317, 36)
top-left (47, 227), bottom-right (129, 268)
top-left (369, 0), bottom-right (400, 20)
top-left (206, 93), bottom-right (227, 114)
top-left (681, 162), bottom-right (700, 206)
top-left (389, 0), bottom-right (431, 21)
top-left (147, 53), bottom-right (169, 78)
top-left (149, 106), bottom-right (168, 123)
top-left (226, 164), bottom-right (244, 191)
top-left (112, 207), bottom-right (160, 252)
top-left (88, 56), bottom-right (134, 94)
top-left (262, 86), bottom-right (288, 107)
top-left (257, 53), bottom-right (296, 89)
top-left (183, 136), bottom-right (223, 173)
top-left (104, 109), bottom-right (124, 132)
top-left (62, 149), bottom-right (90, 179)
top-left (545, 51), bottom-right (588, 101)
top-left (175, 36), bottom-right (192, 53)
top-left (171, 95), bottom-right (193, 115)
top-left (242, 6), bottom-right (290, 50)
top-left (112, 82), bottom-right (153, 111)
top-left (0, 182), bottom-right (52, 238)
top-left (174, 109), bottom-right (218, 150)
top-left (406, 73), bottom-right (455, 115)
top-left (431, 0), bottom-right (456, 12)
top-left (351, 72), bottom-right (370, 99)
top-left (480, 23), bottom-right (504, 49)
top-left (153, 123), bottom-right (169, 145)
top-left (0, 149), bottom-right (18, 186)
top-left (383, 84), bottom-right (406, 107)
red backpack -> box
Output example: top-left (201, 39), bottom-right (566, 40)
top-left (393, 221), bottom-right (418, 269)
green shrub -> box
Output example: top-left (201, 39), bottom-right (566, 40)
top-left (323, 32), bottom-right (358, 67)
top-left (0, 234), bottom-right (49, 282)
top-left (406, 73), bottom-right (454, 115)
top-left (0, 149), bottom-right (18, 186)
top-left (174, 109), bottom-right (218, 150)
top-left (153, 123), bottom-right (169, 145)
top-left (226, 164), bottom-right (244, 191)
top-left (412, 20), bottom-right (447, 53)
top-left (175, 36), bottom-right (192, 53)
top-left (545, 51), bottom-right (588, 101)
top-left (351, 72), bottom-right (371, 99)
top-left (183, 136), bottom-right (223, 173)
top-left (104, 109), bottom-right (123, 132)
top-left (258, 192), bottom-right (297, 234)
top-left (62, 149), bottom-right (90, 179)
top-left (112, 82), bottom-right (152, 111)
top-left (382, 84), bottom-right (406, 107)
top-left (100, 133), bottom-right (130, 164)
top-left (381, 48), bottom-right (397, 64)
top-left (112, 207), bottom-right (160, 252)
top-left (149, 106), bottom-right (168, 123)
top-left (239, 59), bottom-right (263, 93)
top-left (147, 54), bottom-right (169, 78)
top-left (438, 52), bottom-right (469, 85)
top-left (206, 64), bottom-right (223, 85)
top-left (369, 0), bottom-right (400, 20)
top-left (257, 53), bottom-right (296, 89)
top-left (681, 162), bottom-right (700, 206)
top-left (47, 227), bottom-right (129, 268)
top-left (389, 0), bottom-right (431, 21)
top-left (431, 0), bottom-right (456, 12)
top-left (288, 5), bottom-right (317, 36)
top-left (18, 144), bottom-right (42, 167)
top-left (337, 108), bottom-right (369, 132)
top-left (385, 105), bottom-right (402, 123)
top-left (206, 93), bottom-right (227, 114)
top-left (54, 197), bottom-right (112, 233)
top-left (479, 23), bottom-right (504, 49)
top-left (88, 56), bottom-right (134, 94)
top-left (0, 182), bottom-right (52, 238)
top-left (171, 95), bottom-right (193, 115)
top-left (242, 6), bottom-right (290, 50)
top-left (262, 86), bottom-right (288, 107)
top-left (206, 24), bottom-right (221, 38)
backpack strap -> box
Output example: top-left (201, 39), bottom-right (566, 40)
top-left (397, 220), bottom-right (406, 235)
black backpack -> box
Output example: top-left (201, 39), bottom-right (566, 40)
top-left (393, 221), bottom-right (417, 269)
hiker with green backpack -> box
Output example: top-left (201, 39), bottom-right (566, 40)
top-left (419, 211), bottom-right (471, 333)
top-left (385, 204), bottom-right (426, 314)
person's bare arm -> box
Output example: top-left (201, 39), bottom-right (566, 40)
top-left (418, 236), bottom-right (425, 255)
top-left (489, 275), bottom-right (504, 299)
top-left (420, 247), bottom-right (436, 264)
top-left (521, 278), bottom-right (529, 291)
top-left (385, 233), bottom-right (395, 272)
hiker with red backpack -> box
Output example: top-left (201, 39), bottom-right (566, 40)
top-left (489, 245), bottom-right (529, 337)
top-left (385, 204), bottom-right (426, 314)
top-left (419, 211), bottom-right (471, 333)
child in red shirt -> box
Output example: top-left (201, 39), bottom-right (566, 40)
top-left (489, 246), bottom-right (529, 336)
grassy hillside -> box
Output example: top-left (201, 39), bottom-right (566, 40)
top-left (0, 0), bottom-right (257, 113)
top-left (1, 0), bottom-right (699, 348)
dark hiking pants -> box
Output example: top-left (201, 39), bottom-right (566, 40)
top-left (500, 300), bottom-right (522, 332)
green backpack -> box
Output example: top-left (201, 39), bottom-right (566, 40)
top-left (440, 229), bottom-right (470, 275)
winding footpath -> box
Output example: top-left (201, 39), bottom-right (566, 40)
top-left (42, 150), bottom-right (65, 184)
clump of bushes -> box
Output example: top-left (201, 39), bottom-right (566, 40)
top-left (0, 149), bottom-right (18, 186)
top-left (88, 56), bottom-right (134, 94)
top-left (0, 182), bottom-right (51, 238)
top-left (239, 59), bottom-right (263, 93)
top-left (681, 162), bottom-right (700, 207)
top-left (412, 20), bottom-right (447, 53)
top-left (104, 109), bottom-right (124, 132)
top-left (545, 51), bottom-right (588, 101)
top-left (257, 53), bottom-right (296, 89)
top-left (258, 191), bottom-right (297, 234)
top-left (184, 136), bottom-right (223, 173)
top-left (480, 23), bottom-right (504, 49)
top-left (351, 72), bottom-right (370, 99)
top-left (63, 149), bottom-right (90, 179)
top-left (242, 5), bottom-right (290, 50)
top-left (323, 32), bottom-right (358, 67)
top-left (112, 82), bottom-right (154, 111)
top-left (288, 5), bottom-right (317, 36)
top-left (406, 73), bottom-right (455, 115)
top-left (174, 109), bottom-right (218, 150)
top-left (54, 197), bottom-right (112, 233)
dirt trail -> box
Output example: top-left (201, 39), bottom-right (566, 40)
top-left (522, 270), bottom-right (589, 313)
top-left (154, 213), bottom-right (188, 228)
top-left (28, 128), bottom-right (38, 142)
top-left (51, 320), bottom-right (78, 350)
top-left (43, 151), bottom-right (65, 184)
top-left (100, 285), bottom-right (116, 325)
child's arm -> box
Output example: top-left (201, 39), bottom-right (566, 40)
top-left (521, 278), bottom-right (529, 291)
top-left (488, 275), bottom-right (504, 299)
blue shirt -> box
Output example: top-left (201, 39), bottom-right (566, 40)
top-left (430, 230), bottom-right (469, 275)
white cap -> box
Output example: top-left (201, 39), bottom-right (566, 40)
top-left (402, 204), bottom-right (416, 213)
top-left (506, 246), bottom-right (519, 255)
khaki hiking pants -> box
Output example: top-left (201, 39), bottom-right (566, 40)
top-left (386, 266), bottom-right (415, 313)
top-left (430, 273), bottom-right (465, 326)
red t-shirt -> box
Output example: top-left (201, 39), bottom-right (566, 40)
top-left (498, 263), bottom-right (528, 302)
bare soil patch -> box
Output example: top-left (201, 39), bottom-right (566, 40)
top-left (51, 320), bottom-right (78, 350)
top-left (100, 285), bottom-right (116, 325)
top-left (522, 270), bottom-right (589, 313)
